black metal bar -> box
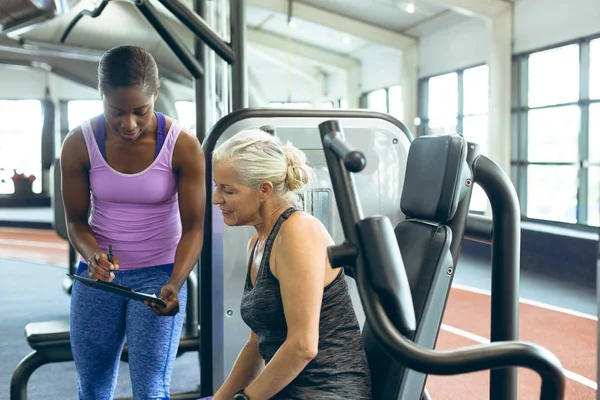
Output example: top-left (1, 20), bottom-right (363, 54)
top-left (185, 273), bottom-right (198, 337)
top-left (194, 0), bottom-right (207, 143)
top-left (230, 0), bottom-right (247, 110)
top-left (60, 0), bottom-right (110, 43)
top-left (193, 0), bottom-right (207, 395)
top-left (318, 121), bottom-right (364, 227)
top-left (446, 142), bottom-right (481, 266)
top-left (135, 0), bottom-right (203, 79)
top-left (321, 121), bottom-right (367, 173)
top-left (465, 214), bottom-right (493, 244)
top-left (473, 155), bottom-right (521, 400)
top-left (318, 121), bottom-right (564, 400)
top-left (156, 0), bottom-right (235, 64)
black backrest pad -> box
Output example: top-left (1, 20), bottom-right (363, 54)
top-left (400, 134), bottom-right (469, 223)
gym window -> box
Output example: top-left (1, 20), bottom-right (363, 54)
top-left (513, 37), bottom-right (600, 227)
top-left (418, 65), bottom-right (490, 213)
top-left (363, 85), bottom-right (404, 122)
top-left (0, 100), bottom-right (44, 195)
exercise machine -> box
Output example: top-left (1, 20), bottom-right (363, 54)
top-left (318, 119), bottom-right (565, 400)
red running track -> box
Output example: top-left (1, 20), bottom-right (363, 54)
top-left (1, 228), bottom-right (596, 399)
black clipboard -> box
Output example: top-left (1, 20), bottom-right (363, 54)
top-left (68, 274), bottom-right (167, 308)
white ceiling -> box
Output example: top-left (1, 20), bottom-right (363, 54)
top-left (0, 0), bottom-right (485, 104)
top-left (295, 0), bottom-right (448, 31)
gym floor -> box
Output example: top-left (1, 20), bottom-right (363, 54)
top-left (0, 227), bottom-right (596, 399)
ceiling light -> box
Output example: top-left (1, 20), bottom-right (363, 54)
top-left (406, 2), bottom-right (415, 13)
top-left (288, 19), bottom-right (297, 28)
top-left (342, 36), bottom-right (352, 44)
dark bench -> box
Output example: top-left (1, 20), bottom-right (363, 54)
top-left (10, 273), bottom-right (199, 400)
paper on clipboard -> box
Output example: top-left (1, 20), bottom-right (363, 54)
top-left (68, 274), bottom-right (167, 308)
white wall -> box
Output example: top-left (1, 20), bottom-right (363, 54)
top-left (0, 65), bottom-right (97, 100)
top-left (353, 44), bottom-right (402, 92)
top-left (514, 0), bottom-right (600, 54)
top-left (418, 0), bottom-right (600, 79)
top-left (0, 66), bottom-right (49, 99)
top-left (418, 18), bottom-right (487, 78)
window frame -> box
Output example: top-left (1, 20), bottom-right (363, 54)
top-left (417, 62), bottom-right (490, 215)
top-left (512, 35), bottom-right (600, 228)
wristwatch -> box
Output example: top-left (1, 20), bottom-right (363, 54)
top-left (232, 389), bottom-right (250, 400)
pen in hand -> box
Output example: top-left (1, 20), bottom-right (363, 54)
top-left (108, 244), bottom-right (115, 279)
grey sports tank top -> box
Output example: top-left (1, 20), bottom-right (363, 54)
top-left (240, 207), bottom-right (372, 399)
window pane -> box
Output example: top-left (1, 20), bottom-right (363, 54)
top-left (463, 114), bottom-right (488, 154)
top-left (590, 103), bottom-right (600, 163)
top-left (463, 65), bottom-right (489, 115)
top-left (527, 165), bottom-right (578, 223)
top-left (428, 73), bottom-right (458, 120)
top-left (68, 100), bottom-right (103, 131)
top-left (0, 100), bottom-right (43, 194)
top-left (589, 167), bottom-right (599, 226)
top-left (175, 101), bottom-right (197, 132)
top-left (527, 105), bottom-right (580, 162)
top-left (528, 44), bottom-right (580, 107)
top-left (367, 89), bottom-right (387, 113)
top-left (427, 118), bottom-right (457, 135)
top-left (388, 85), bottom-right (404, 122)
top-left (591, 39), bottom-right (600, 100)
top-left (470, 184), bottom-right (489, 213)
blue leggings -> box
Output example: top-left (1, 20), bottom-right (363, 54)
top-left (70, 262), bottom-right (187, 400)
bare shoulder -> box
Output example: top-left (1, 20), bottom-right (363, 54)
top-left (277, 211), bottom-right (333, 248)
top-left (61, 126), bottom-right (89, 167)
top-left (172, 125), bottom-right (205, 170)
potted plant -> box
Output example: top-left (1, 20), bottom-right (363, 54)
top-left (11, 170), bottom-right (36, 196)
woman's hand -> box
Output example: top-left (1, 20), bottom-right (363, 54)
top-left (87, 252), bottom-right (119, 281)
top-left (146, 283), bottom-right (180, 316)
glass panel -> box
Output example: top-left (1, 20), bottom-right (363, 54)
top-left (463, 65), bottom-right (489, 116)
top-left (428, 72), bottom-right (458, 120)
top-left (366, 89), bottom-right (387, 113)
top-left (470, 184), bottom-right (488, 213)
top-left (528, 44), bottom-right (580, 107)
top-left (526, 165), bottom-right (578, 223)
top-left (527, 105), bottom-right (580, 162)
top-left (175, 101), bottom-right (197, 132)
top-left (588, 166), bottom-right (599, 226)
top-left (427, 118), bottom-right (457, 135)
top-left (590, 39), bottom-right (600, 100)
top-left (590, 103), bottom-right (600, 163)
top-left (388, 85), bottom-right (404, 122)
top-left (463, 114), bottom-right (488, 154)
top-left (0, 100), bottom-right (43, 194)
top-left (67, 100), bottom-right (103, 131)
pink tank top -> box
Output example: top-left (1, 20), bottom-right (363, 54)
top-left (79, 116), bottom-right (183, 270)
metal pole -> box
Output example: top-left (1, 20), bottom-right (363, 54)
top-left (465, 214), bottom-right (493, 244)
top-left (473, 155), bottom-right (521, 400)
top-left (156, 0), bottom-right (235, 64)
top-left (136, 0), bottom-right (203, 79)
top-left (193, 1), bottom-right (206, 395)
top-left (194, 0), bottom-right (207, 142)
top-left (230, 0), bottom-right (247, 110)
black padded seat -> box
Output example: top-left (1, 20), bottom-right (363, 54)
top-left (26, 320), bottom-right (71, 350)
